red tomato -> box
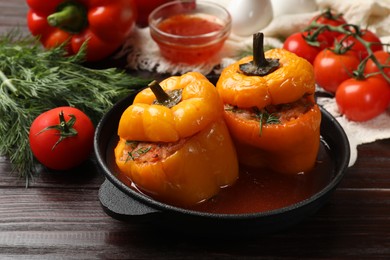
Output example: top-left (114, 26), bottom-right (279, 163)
top-left (337, 29), bottom-right (383, 59)
top-left (364, 50), bottom-right (390, 83)
top-left (335, 77), bottom-right (390, 122)
top-left (29, 107), bottom-right (95, 171)
top-left (313, 48), bottom-right (360, 93)
top-left (309, 10), bottom-right (347, 46)
top-left (134, 0), bottom-right (173, 27)
top-left (283, 31), bottom-right (328, 64)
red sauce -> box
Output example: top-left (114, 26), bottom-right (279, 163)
top-left (107, 138), bottom-right (334, 215)
top-left (158, 14), bottom-right (223, 37)
top-left (151, 14), bottom-right (227, 64)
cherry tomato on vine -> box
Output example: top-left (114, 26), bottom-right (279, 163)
top-left (364, 50), bottom-right (390, 84)
top-left (309, 9), bottom-right (347, 46)
top-left (313, 48), bottom-right (360, 93)
top-left (335, 77), bottom-right (390, 122)
top-left (29, 107), bottom-right (95, 171)
top-left (283, 31), bottom-right (328, 64)
top-left (336, 29), bottom-right (383, 59)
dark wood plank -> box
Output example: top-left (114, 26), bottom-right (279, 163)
top-left (0, 187), bottom-right (389, 259)
top-left (341, 139), bottom-right (390, 189)
top-left (0, 156), bottom-right (105, 188)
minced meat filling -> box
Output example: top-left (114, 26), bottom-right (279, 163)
top-left (122, 97), bottom-right (314, 163)
top-left (124, 138), bottom-right (187, 163)
top-left (225, 96), bottom-right (314, 124)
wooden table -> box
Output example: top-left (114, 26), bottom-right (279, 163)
top-left (1, 1), bottom-right (389, 259)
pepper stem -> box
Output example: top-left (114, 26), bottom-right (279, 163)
top-left (149, 80), bottom-right (182, 108)
top-left (253, 33), bottom-right (268, 67)
top-left (239, 32), bottom-right (280, 76)
top-left (47, 2), bottom-right (88, 34)
top-left (148, 80), bottom-right (171, 104)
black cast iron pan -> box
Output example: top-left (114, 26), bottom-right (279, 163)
top-left (94, 91), bottom-right (350, 237)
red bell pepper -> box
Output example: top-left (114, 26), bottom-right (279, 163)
top-left (26, 0), bottom-right (137, 61)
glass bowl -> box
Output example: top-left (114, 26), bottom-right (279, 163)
top-left (148, 1), bottom-right (231, 64)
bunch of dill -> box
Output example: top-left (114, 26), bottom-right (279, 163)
top-left (0, 33), bottom-right (150, 183)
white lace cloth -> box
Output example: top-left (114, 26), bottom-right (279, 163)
top-left (119, 0), bottom-right (390, 166)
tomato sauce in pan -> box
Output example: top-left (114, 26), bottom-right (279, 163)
top-left (107, 138), bottom-right (334, 214)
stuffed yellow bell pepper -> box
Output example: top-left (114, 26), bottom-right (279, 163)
top-left (115, 72), bottom-right (238, 207)
top-left (217, 33), bottom-right (321, 174)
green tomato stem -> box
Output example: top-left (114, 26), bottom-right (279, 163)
top-left (47, 2), bottom-right (88, 34)
top-left (36, 111), bottom-right (78, 150)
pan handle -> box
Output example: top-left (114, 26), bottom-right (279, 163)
top-left (99, 179), bottom-right (160, 222)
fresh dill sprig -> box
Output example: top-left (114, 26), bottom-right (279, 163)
top-left (126, 146), bottom-right (152, 162)
top-left (254, 108), bottom-right (280, 136)
top-left (0, 32), bottom-right (151, 183)
top-left (224, 105), bottom-right (280, 136)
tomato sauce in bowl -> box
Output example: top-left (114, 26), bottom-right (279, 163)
top-left (157, 14), bottom-right (224, 38)
top-left (149, 1), bottom-right (231, 64)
